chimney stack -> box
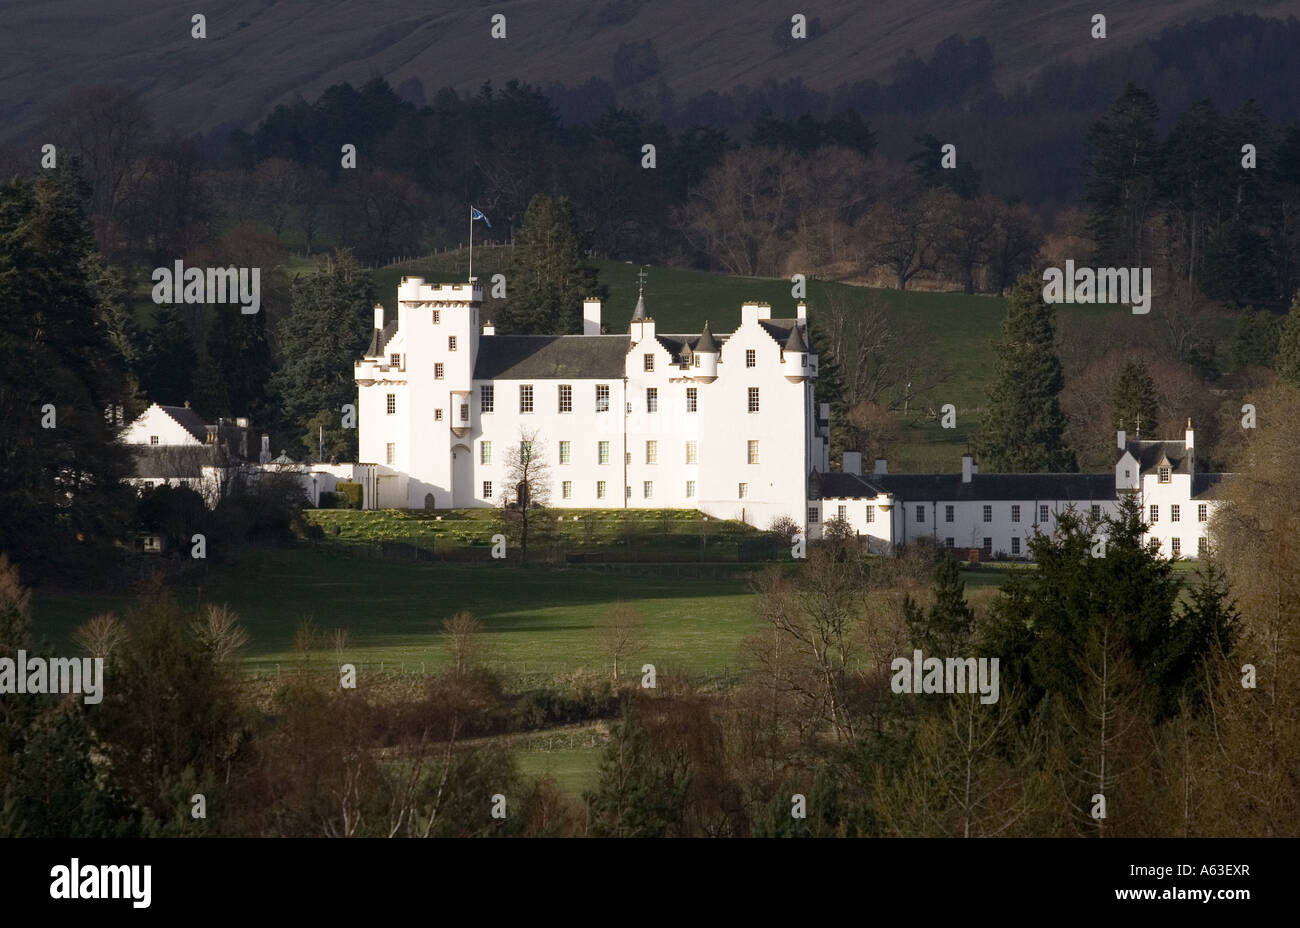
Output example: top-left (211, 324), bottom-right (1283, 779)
top-left (583, 298), bottom-right (602, 336)
top-left (842, 451), bottom-right (862, 476)
top-left (961, 453), bottom-right (976, 484)
top-left (1117, 429), bottom-right (1126, 450)
top-left (373, 303), bottom-right (384, 330)
top-left (874, 458), bottom-right (887, 475)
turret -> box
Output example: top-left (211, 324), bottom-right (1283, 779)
top-left (782, 324), bottom-right (809, 382)
top-left (693, 320), bottom-right (719, 382)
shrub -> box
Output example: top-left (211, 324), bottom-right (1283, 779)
top-left (317, 491), bottom-right (340, 509)
top-left (335, 482), bottom-right (363, 509)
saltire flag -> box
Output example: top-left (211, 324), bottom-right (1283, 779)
top-left (471, 207), bottom-right (491, 228)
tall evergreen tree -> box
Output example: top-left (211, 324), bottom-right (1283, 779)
top-left (1111, 359), bottom-right (1159, 435)
top-left (495, 194), bottom-right (601, 335)
top-left (0, 176), bottom-right (135, 572)
top-left (584, 699), bottom-right (688, 838)
top-left (140, 304), bottom-right (197, 404)
top-left (903, 556), bottom-right (976, 654)
top-left (269, 250), bottom-right (374, 458)
top-left (1084, 83), bottom-right (1161, 266)
top-left (975, 271), bottom-right (1076, 472)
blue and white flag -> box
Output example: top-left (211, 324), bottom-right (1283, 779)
top-left (471, 207), bottom-right (491, 228)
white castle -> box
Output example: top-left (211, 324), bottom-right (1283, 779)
top-left (353, 277), bottom-right (825, 528)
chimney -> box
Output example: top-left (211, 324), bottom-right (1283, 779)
top-left (1184, 418), bottom-right (1194, 475)
top-left (796, 301), bottom-right (807, 323)
top-left (583, 298), bottom-right (602, 336)
top-left (373, 303), bottom-right (384, 330)
top-left (1117, 429), bottom-right (1126, 450)
top-left (482, 322), bottom-right (495, 335)
top-left (962, 453), bottom-right (976, 484)
top-left (874, 458), bottom-right (887, 475)
top-left (842, 451), bottom-right (862, 476)
top-left (741, 301), bottom-right (761, 325)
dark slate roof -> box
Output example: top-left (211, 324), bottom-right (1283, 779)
top-left (473, 335), bottom-right (631, 380)
top-left (157, 405), bottom-right (208, 442)
top-left (366, 321), bottom-right (399, 357)
top-left (656, 334), bottom-right (698, 364)
top-left (759, 318), bottom-right (814, 351)
top-left (131, 445), bottom-right (219, 478)
top-left (815, 470), bottom-right (1117, 502)
top-left (695, 321), bottom-right (719, 352)
top-left (1122, 439), bottom-right (1190, 475)
top-left (784, 324), bottom-right (807, 352)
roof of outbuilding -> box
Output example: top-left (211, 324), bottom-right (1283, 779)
top-left (473, 335), bottom-right (632, 380)
top-left (1122, 439), bottom-right (1191, 475)
top-left (130, 445), bottom-right (219, 478)
top-left (815, 470), bottom-right (1119, 502)
top-left (157, 405), bottom-right (209, 442)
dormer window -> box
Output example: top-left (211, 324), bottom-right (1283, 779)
top-left (1158, 465), bottom-right (1171, 484)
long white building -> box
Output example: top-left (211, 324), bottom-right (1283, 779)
top-left (811, 425), bottom-right (1227, 559)
top-left (354, 277), bottom-right (827, 528)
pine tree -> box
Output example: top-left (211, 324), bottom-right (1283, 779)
top-left (1084, 83), bottom-right (1161, 267)
top-left (495, 194), bottom-right (601, 335)
top-left (903, 556), bottom-right (976, 654)
top-left (584, 700), bottom-right (686, 837)
top-left (269, 250), bottom-right (374, 458)
top-left (975, 271), bottom-right (1076, 472)
top-left (1277, 291), bottom-right (1300, 385)
top-left (1111, 359), bottom-right (1158, 434)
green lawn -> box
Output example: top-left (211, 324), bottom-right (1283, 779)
top-left (32, 546), bottom-right (764, 676)
top-left (516, 745), bottom-right (603, 798)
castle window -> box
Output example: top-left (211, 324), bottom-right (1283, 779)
top-left (983, 505), bottom-right (992, 523)
top-left (644, 481), bottom-right (653, 499)
top-left (386, 393), bottom-right (396, 415)
top-left (983, 538), bottom-right (993, 555)
top-left (1039, 504), bottom-right (1050, 523)
top-left (1011, 505), bottom-right (1020, 523)
top-left (865, 506), bottom-right (874, 524)
top-left (1198, 537), bottom-right (1208, 556)
top-left (1171, 537), bottom-right (1181, 557)
top-left (390, 353), bottom-right (400, 369)
top-left (558, 384), bottom-right (572, 413)
top-left (837, 504), bottom-right (847, 521)
top-left (807, 507), bottom-right (817, 523)
top-left (598, 441), bottom-right (610, 465)
top-left (432, 310), bottom-right (440, 324)
top-left (945, 538), bottom-right (954, 548)
top-left (482, 481), bottom-right (492, 498)
top-left (562, 481), bottom-right (572, 500)
top-left (1149, 504), bottom-right (1159, 523)
top-left (1158, 465), bottom-right (1171, 484)
top-left (945, 505), bottom-right (954, 523)
top-left (386, 443), bottom-right (395, 465)
top-left (596, 384), bottom-right (610, 412)
top-left (150, 435), bottom-right (159, 445)
top-left (435, 363), bottom-right (444, 379)
top-left (747, 440), bottom-right (759, 465)
top-left (748, 388), bottom-right (760, 413)
top-left (434, 409), bottom-right (443, 421)
top-left (647, 388), bottom-right (658, 413)
top-left (686, 387), bottom-right (697, 413)
top-left (519, 385), bottom-right (533, 414)
top-left (1011, 537), bottom-right (1021, 556)
top-left (1091, 504), bottom-right (1101, 521)
top-left (686, 441), bottom-right (697, 464)
top-left (1171, 505), bottom-right (1180, 523)
top-left (645, 441), bottom-right (657, 464)
top-left (480, 385), bottom-right (494, 413)
top-left (448, 336), bottom-right (457, 351)
top-left (480, 441), bottom-right (492, 464)
top-left (460, 404), bottom-right (469, 422)
top-left (739, 483), bottom-right (749, 499)
top-left (916, 506), bottom-right (925, 523)
top-left (596, 481), bottom-right (607, 500)
top-left (559, 441), bottom-right (571, 465)
top-left (1198, 504), bottom-right (1208, 522)
top-left (687, 481), bottom-right (696, 498)
top-left (520, 441), bottom-right (532, 463)
top-left (801, 354), bottom-right (807, 367)
top-left (746, 349), bottom-right (756, 368)
top-left (644, 354), bottom-right (654, 372)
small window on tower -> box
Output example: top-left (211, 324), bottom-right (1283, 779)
top-left (435, 363), bottom-right (444, 379)
top-left (459, 404), bottom-right (469, 422)
top-left (386, 443), bottom-right (395, 465)
top-left (434, 409), bottom-right (443, 421)
top-left (746, 349), bottom-right (756, 368)
top-left (386, 394), bottom-right (396, 415)
top-left (390, 353), bottom-right (401, 368)
top-left (150, 435), bottom-right (159, 445)
top-left (644, 354), bottom-right (654, 372)
top-left (448, 336), bottom-right (457, 351)
top-left (432, 310), bottom-right (441, 324)
top-left (686, 387), bottom-right (697, 413)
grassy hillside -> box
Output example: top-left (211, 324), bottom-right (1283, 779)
top-left (5, 0), bottom-right (1285, 143)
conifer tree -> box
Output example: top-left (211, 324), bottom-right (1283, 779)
top-left (495, 194), bottom-right (601, 335)
top-left (903, 556), bottom-right (976, 654)
top-left (975, 271), bottom-right (1076, 472)
top-left (1110, 359), bottom-right (1158, 434)
top-left (1277, 291), bottom-right (1300, 386)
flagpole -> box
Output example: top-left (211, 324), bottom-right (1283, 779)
top-left (468, 205), bottom-right (473, 283)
